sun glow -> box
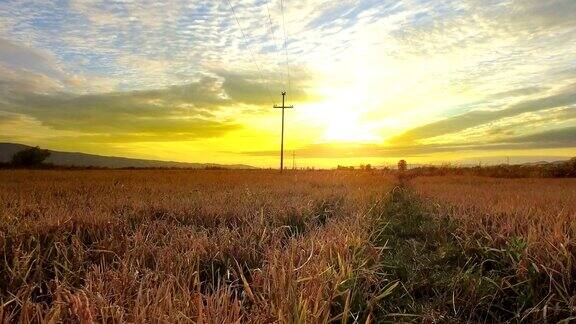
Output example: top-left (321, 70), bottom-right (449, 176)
top-left (322, 112), bottom-right (381, 143)
top-left (311, 82), bottom-right (382, 143)
top-left (298, 92), bottom-right (381, 144)
top-left (2, 0), bottom-right (575, 168)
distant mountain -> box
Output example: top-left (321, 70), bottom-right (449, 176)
top-left (521, 160), bottom-right (568, 166)
top-left (0, 143), bottom-right (256, 169)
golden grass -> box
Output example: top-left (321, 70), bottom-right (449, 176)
top-left (411, 175), bottom-right (576, 315)
top-left (412, 176), bottom-right (576, 263)
top-left (0, 170), bottom-right (394, 322)
top-left (3, 170), bottom-right (574, 321)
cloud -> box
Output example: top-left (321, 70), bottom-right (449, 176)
top-left (0, 76), bottom-right (239, 142)
top-left (0, 111), bottom-right (22, 125)
top-left (1, 0), bottom-right (575, 162)
top-left (44, 123), bottom-right (241, 143)
top-left (468, 0), bottom-right (576, 32)
top-left (391, 84), bottom-right (576, 144)
top-left (0, 38), bottom-right (71, 93)
top-left (393, 0), bottom-right (576, 55)
top-left (505, 126), bottom-right (576, 146)
top-left (489, 86), bottom-right (548, 100)
top-left (482, 106), bottom-right (576, 138)
top-left (0, 30), bottom-right (314, 143)
top-left (0, 67), bottom-right (316, 143)
top-left (220, 69), bottom-right (314, 106)
top-left (0, 38), bottom-right (55, 72)
top-left (0, 37), bottom-right (121, 95)
top-left (0, 63), bottom-right (63, 94)
top-left (0, 31), bottom-right (314, 144)
top-left (245, 125), bottom-right (576, 158)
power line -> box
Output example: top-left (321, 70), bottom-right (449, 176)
top-left (280, 0), bottom-right (291, 94)
top-left (225, 0), bottom-right (275, 105)
top-left (265, 0), bottom-right (284, 89)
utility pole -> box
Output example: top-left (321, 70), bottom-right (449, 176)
top-left (274, 91), bottom-right (294, 172)
top-left (292, 151), bottom-right (296, 170)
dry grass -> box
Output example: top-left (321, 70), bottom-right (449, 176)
top-left (411, 176), bottom-right (576, 319)
top-left (3, 170), bottom-right (575, 322)
top-left (0, 170), bottom-right (394, 322)
top-left (412, 176), bottom-right (576, 267)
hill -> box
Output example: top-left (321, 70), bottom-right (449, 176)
top-left (0, 143), bottom-right (255, 169)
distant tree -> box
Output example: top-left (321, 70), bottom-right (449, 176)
top-left (566, 157), bottom-right (576, 177)
top-left (360, 164), bottom-right (372, 171)
top-left (549, 157), bottom-right (576, 177)
top-left (204, 166), bottom-right (228, 170)
top-left (398, 159), bottom-right (407, 172)
top-left (11, 146), bottom-right (50, 167)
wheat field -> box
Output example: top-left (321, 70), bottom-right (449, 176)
top-left (412, 176), bottom-right (576, 320)
top-left (1, 170), bottom-right (575, 322)
top-left (0, 170), bottom-right (394, 322)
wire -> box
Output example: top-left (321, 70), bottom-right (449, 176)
top-left (280, 0), bottom-right (292, 95)
top-left (225, 0), bottom-right (275, 105)
top-left (265, 0), bottom-right (284, 91)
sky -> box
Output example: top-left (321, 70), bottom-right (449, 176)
top-left (0, 0), bottom-right (575, 167)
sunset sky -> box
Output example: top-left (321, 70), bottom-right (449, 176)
top-left (0, 0), bottom-right (575, 167)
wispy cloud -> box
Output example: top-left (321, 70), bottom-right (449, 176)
top-left (390, 84), bottom-right (576, 145)
top-left (245, 126), bottom-right (576, 158)
top-left (1, 74), bottom-right (281, 143)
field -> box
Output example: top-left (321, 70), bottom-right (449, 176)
top-left (0, 170), bottom-right (575, 322)
top-left (411, 177), bottom-right (576, 321)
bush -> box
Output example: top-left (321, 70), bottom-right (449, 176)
top-left (397, 160), bottom-right (407, 172)
top-left (548, 158), bottom-right (576, 177)
top-left (11, 146), bottom-right (51, 167)
top-left (405, 157), bottom-right (576, 178)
